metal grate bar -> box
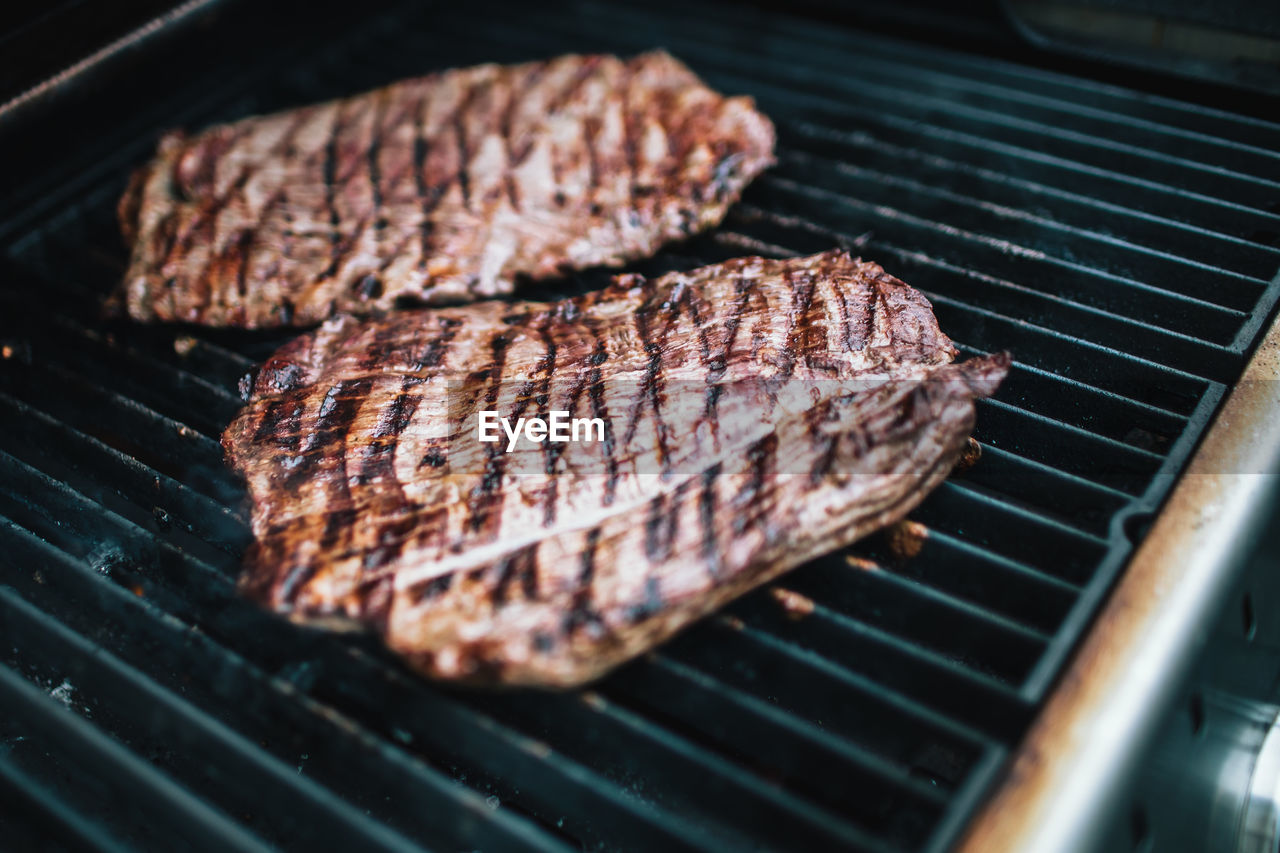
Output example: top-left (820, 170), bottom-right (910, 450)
top-left (0, 749), bottom-right (137, 853)
top-left (968, 352), bottom-right (1186, 448)
top-left (603, 658), bottom-right (951, 845)
top-left (972, 400), bottom-right (1162, 495)
top-left (0, 588), bottom-right (494, 853)
top-left (782, 125), bottom-right (1280, 280)
top-left (777, 149), bottom-right (1270, 307)
top-left (0, 307), bottom-right (242, 436)
top-left (877, 530), bottom-right (1080, 631)
top-left (919, 294), bottom-right (1214, 411)
top-left (0, 654), bottom-right (274, 853)
top-left (913, 484), bottom-right (1105, 586)
top-left (0, 361), bottom-right (230, 498)
top-left (774, 563), bottom-right (1049, 682)
top-left (464, 687), bottom-right (900, 850)
top-left (0, 391), bottom-right (246, 558)
top-left (953, 445), bottom-right (1131, 538)
top-left (681, 615), bottom-right (1032, 740)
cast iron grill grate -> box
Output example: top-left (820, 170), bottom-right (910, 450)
top-left (1, 0), bottom-right (1278, 850)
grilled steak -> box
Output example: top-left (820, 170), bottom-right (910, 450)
top-left (223, 250), bottom-right (1009, 686)
top-left (112, 51), bottom-right (775, 328)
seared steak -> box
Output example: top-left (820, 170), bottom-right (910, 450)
top-left (223, 250), bottom-right (1009, 686)
top-left (112, 51), bottom-right (775, 328)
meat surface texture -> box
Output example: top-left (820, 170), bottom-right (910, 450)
top-left (223, 250), bottom-right (1009, 686)
top-left (112, 51), bottom-right (775, 328)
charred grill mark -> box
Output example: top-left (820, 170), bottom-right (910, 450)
top-left (361, 510), bottom-right (421, 571)
top-left (644, 480), bottom-right (689, 562)
top-left (530, 314), bottom-right (561, 523)
top-left (543, 364), bottom-right (589, 527)
top-left (411, 85), bottom-right (447, 276)
top-left (368, 90), bottom-right (388, 220)
top-left (491, 544), bottom-right (538, 607)
top-left (312, 97), bottom-right (381, 289)
top-left (453, 79), bottom-right (488, 214)
top-left (520, 553), bottom-right (540, 601)
top-left (508, 61), bottom-right (552, 167)
top-left (466, 332), bottom-right (512, 534)
top-left (643, 495), bottom-right (666, 560)
top-left (851, 279), bottom-right (876, 352)
top-left (320, 506), bottom-right (359, 552)
top-left (361, 504), bottom-right (450, 577)
top-left (563, 526), bottom-right (604, 635)
top-left (716, 276), bottom-right (753, 370)
top-left (656, 87), bottom-right (698, 199)
top-left (539, 53), bottom-right (604, 195)
top-left (252, 398), bottom-right (304, 448)
top-left (784, 270), bottom-right (821, 376)
top-left (413, 315), bottom-right (464, 371)
top-left (373, 389), bottom-right (420, 439)
top-left (584, 328), bottom-right (620, 506)
top-left (357, 573), bottom-right (395, 629)
top-left (699, 464), bottom-right (721, 576)
top-left (619, 64), bottom-right (638, 206)
top-left (893, 383), bottom-right (922, 431)
top-left (548, 56), bottom-right (602, 114)
top-left (321, 102), bottom-right (347, 272)
top-left (503, 121), bottom-right (522, 210)
top-left (275, 379), bottom-right (375, 602)
top-left (454, 112), bottom-right (470, 210)
top-left (294, 375), bottom-right (375, 461)
top-left (626, 577), bottom-right (665, 624)
top-left (406, 572), bottom-right (454, 604)
top-left (832, 278), bottom-right (856, 352)
top-left (583, 115), bottom-right (601, 195)
top-left (273, 552), bottom-right (316, 608)
top-left (499, 67), bottom-right (540, 211)
top-left (234, 229), bottom-right (254, 298)
top-left (621, 284), bottom-right (676, 475)
top-left (733, 432), bottom-right (777, 535)
top-left (411, 77), bottom-right (482, 280)
top-left (702, 275), bottom-right (754, 423)
top-left (806, 401), bottom-right (841, 483)
top-left (418, 442), bottom-right (448, 470)
top-left (681, 281), bottom-right (713, 367)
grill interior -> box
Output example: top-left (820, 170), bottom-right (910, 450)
top-left (2, 1), bottom-right (1279, 850)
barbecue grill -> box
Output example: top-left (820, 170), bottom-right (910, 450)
top-left (1, 0), bottom-right (1278, 850)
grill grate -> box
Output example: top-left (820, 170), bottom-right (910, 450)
top-left (1, 0), bottom-right (1278, 850)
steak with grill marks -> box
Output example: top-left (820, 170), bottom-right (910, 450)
top-left (111, 50), bottom-right (775, 328)
top-left (222, 250), bottom-right (1009, 687)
